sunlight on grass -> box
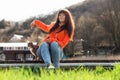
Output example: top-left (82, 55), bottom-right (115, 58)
top-left (0, 65), bottom-right (120, 80)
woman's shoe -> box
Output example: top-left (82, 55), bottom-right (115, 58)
top-left (47, 64), bottom-right (55, 69)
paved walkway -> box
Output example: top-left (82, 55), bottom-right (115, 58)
top-left (66, 54), bottom-right (120, 61)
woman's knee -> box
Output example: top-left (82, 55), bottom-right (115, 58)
top-left (50, 41), bottom-right (59, 48)
top-left (50, 41), bottom-right (61, 53)
top-left (36, 42), bottom-right (48, 55)
top-left (41, 42), bottom-right (49, 48)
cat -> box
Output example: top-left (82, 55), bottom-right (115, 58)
top-left (28, 42), bottom-right (39, 61)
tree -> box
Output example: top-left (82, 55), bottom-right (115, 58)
top-left (77, 14), bottom-right (97, 50)
top-left (0, 19), bottom-right (6, 29)
top-left (97, 0), bottom-right (120, 52)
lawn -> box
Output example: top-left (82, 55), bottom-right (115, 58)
top-left (0, 64), bottom-right (120, 80)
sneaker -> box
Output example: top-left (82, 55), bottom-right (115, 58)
top-left (47, 64), bottom-right (55, 69)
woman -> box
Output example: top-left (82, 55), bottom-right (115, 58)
top-left (30, 9), bottom-right (75, 69)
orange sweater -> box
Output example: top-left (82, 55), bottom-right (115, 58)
top-left (33, 20), bottom-right (70, 48)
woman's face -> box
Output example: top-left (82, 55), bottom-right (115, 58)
top-left (58, 13), bottom-right (65, 23)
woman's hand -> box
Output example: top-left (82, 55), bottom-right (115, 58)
top-left (46, 39), bottom-right (50, 44)
top-left (30, 21), bottom-right (35, 29)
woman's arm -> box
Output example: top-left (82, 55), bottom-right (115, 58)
top-left (56, 33), bottom-right (70, 48)
top-left (31, 19), bottom-right (54, 32)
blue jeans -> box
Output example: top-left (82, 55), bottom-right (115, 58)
top-left (36, 41), bottom-right (63, 68)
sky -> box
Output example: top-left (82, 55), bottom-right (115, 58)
top-left (0, 0), bottom-right (85, 21)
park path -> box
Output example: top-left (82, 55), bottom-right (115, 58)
top-left (66, 54), bottom-right (120, 61)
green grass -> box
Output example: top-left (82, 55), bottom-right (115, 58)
top-left (0, 64), bottom-right (120, 80)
